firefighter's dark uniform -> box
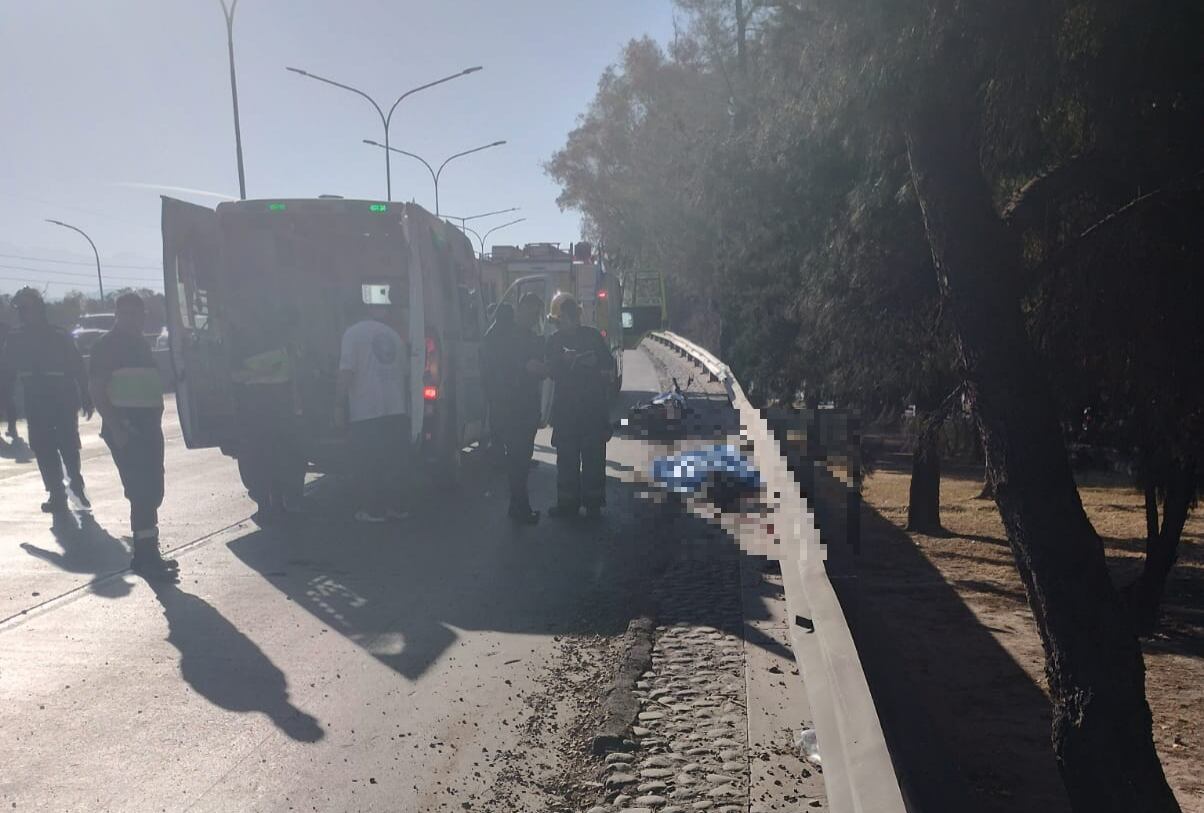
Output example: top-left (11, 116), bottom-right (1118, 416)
top-left (233, 346), bottom-right (304, 520)
top-left (491, 320), bottom-right (544, 517)
top-left (0, 325), bottom-right (18, 439)
top-left (547, 324), bottom-right (614, 513)
top-left (0, 323), bottom-right (91, 504)
top-left (88, 328), bottom-right (165, 538)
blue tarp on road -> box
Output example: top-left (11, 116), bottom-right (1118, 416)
top-left (652, 444), bottom-right (761, 496)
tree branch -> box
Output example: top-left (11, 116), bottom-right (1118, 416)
top-left (1029, 170), bottom-right (1204, 277)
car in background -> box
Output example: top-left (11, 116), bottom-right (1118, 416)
top-left (70, 313), bottom-right (116, 355)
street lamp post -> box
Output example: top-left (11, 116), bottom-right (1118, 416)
top-left (218, 0), bottom-right (247, 199)
top-left (46, 220), bottom-right (103, 300)
top-left (441, 206), bottom-right (521, 232)
top-left (287, 65), bottom-right (482, 202)
top-left (463, 217), bottom-right (526, 259)
top-left (362, 139), bottom-right (506, 216)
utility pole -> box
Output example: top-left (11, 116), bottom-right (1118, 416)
top-left (219, 0), bottom-right (247, 199)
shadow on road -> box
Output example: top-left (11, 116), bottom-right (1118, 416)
top-left (21, 513), bottom-right (133, 599)
top-left (148, 579), bottom-right (325, 743)
top-left (835, 503), bottom-right (1072, 813)
top-left (224, 350), bottom-right (781, 684)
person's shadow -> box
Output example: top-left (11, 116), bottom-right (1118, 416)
top-left (21, 513), bottom-right (133, 599)
top-left (147, 579), bottom-right (325, 743)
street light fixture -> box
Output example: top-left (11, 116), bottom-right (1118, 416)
top-left (218, 0), bottom-right (247, 199)
top-left (286, 64), bottom-right (483, 201)
top-left (463, 217), bottom-right (526, 259)
top-left (45, 220), bottom-right (103, 300)
top-left (441, 206), bottom-right (521, 231)
top-left (362, 139), bottom-right (506, 216)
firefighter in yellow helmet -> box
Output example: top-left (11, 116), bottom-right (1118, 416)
top-left (547, 290), bottom-right (573, 329)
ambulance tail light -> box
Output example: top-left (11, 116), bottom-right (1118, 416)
top-left (423, 332), bottom-right (441, 416)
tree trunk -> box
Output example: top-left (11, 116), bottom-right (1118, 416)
top-left (1144, 482), bottom-right (1159, 542)
top-left (905, 100), bottom-right (1179, 812)
top-left (976, 463), bottom-right (996, 500)
top-left (1133, 460), bottom-right (1196, 636)
top-left (907, 417), bottom-right (943, 533)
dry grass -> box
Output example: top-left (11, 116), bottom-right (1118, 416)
top-left (857, 463), bottom-right (1204, 812)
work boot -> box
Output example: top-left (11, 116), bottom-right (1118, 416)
top-left (41, 493), bottom-right (68, 513)
top-left (584, 505), bottom-right (603, 520)
top-left (130, 533), bottom-right (179, 583)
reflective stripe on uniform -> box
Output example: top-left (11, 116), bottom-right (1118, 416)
top-left (18, 371), bottom-right (66, 377)
top-left (108, 367), bottom-right (164, 408)
top-left (237, 348), bottom-right (292, 385)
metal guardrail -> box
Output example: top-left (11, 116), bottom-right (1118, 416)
top-left (648, 330), bottom-right (906, 813)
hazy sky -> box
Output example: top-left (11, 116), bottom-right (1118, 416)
top-left (0, 1), bottom-right (676, 296)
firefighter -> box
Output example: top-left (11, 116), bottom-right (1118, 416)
top-left (482, 302), bottom-right (515, 467)
top-left (545, 294), bottom-right (615, 519)
top-left (231, 304), bottom-right (305, 526)
top-left (491, 295), bottom-right (547, 524)
top-left (0, 322), bottom-right (20, 442)
top-left (88, 293), bottom-right (178, 580)
top-left (0, 288), bottom-right (93, 512)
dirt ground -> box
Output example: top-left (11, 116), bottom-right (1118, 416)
top-left (852, 460), bottom-right (1203, 812)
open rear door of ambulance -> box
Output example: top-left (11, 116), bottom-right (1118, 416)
top-left (161, 196), bottom-right (236, 450)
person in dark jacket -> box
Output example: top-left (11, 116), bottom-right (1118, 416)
top-left (0, 322), bottom-right (20, 442)
top-left (88, 293), bottom-right (177, 581)
top-left (546, 296), bottom-right (615, 519)
top-left (231, 303), bottom-right (305, 527)
top-left (482, 303), bottom-right (515, 466)
top-left (0, 288), bottom-right (93, 512)
top-left (491, 295), bottom-right (547, 524)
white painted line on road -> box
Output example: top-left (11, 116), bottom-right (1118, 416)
top-left (0, 515), bottom-right (253, 632)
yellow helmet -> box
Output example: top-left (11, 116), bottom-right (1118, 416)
top-left (548, 290), bottom-right (576, 322)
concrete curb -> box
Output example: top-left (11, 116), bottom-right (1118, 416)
top-left (591, 615), bottom-right (656, 755)
top-left (648, 330), bottom-right (907, 813)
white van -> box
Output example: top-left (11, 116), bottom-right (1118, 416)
top-left (161, 196), bottom-right (487, 480)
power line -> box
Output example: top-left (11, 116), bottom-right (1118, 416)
top-left (0, 263), bottom-right (162, 285)
top-left (0, 252), bottom-right (160, 271)
top-left (0, 276), bottom-right (163, 293)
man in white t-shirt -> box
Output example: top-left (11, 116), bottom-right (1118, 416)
top-left (335, 298), bottom-right (409, 522)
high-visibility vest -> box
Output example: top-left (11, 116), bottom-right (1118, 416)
top-left (108, 367), bottom-right (165, 409)
top-left (237, 348), bottom-right (292, 385)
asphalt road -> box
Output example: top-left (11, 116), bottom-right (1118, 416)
top-left (0, 347), bottom-right (673, 811)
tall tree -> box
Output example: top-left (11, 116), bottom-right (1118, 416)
top-left (896, 1), bottom-right (1180, 806)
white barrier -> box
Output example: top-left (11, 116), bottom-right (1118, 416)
top-left (648, 330), bottom-right (906, 813)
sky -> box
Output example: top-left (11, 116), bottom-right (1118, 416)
top-left (0, 0), bottom-right (677, 296)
